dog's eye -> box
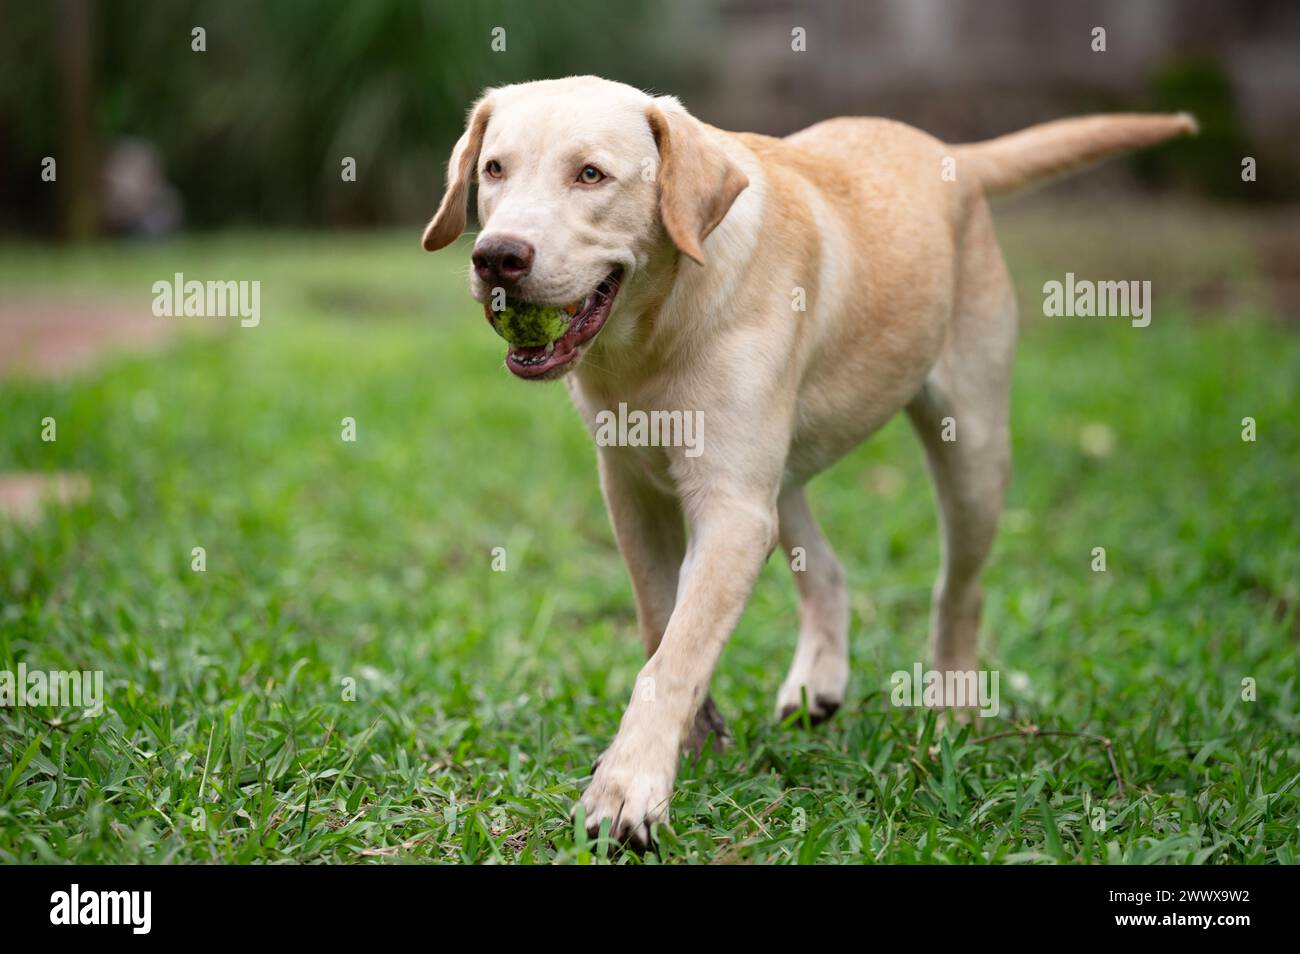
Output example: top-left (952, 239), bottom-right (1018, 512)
top-left (483, 159), bottom-right (503, 179)
top-left (577, 165), bottom-right (606, 185)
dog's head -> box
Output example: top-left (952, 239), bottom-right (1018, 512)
top-left (422, 76), bottom-right (748, 380)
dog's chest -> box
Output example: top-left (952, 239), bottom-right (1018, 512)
top-left (568, 379), bottom-right (686, 494)
top-left (616, 440), bottom-right (679, 493)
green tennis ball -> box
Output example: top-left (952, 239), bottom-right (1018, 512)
top-left (492, 301), bottom-right (572, 347)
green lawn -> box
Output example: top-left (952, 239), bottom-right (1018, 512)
top-left (1, 205), bottom-right (1297, 863)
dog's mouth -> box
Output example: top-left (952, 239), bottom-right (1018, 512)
top-left (492, 269), bottom-right (622, 380)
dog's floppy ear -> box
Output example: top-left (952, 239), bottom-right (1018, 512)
top-left (422, 93), bottom-right (494, 252)
top-left (646, 101), bottom-right (749, 266)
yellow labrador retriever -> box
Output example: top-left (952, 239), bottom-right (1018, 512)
top-left (422, 76), bottom-right (1194, 848)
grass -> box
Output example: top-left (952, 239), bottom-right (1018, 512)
top-left (0, 200), bottom-right (1298, 864)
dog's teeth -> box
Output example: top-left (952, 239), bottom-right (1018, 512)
top-left (545, 343), bottom-right (555, 355)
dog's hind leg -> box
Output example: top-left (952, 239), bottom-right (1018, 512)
top-left (906, 203), bottom-right (1016, 700)
top-left (774, 485), bottom-right (850, 724)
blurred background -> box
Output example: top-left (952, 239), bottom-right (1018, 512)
top-left (2, 0), bottom-right (1296, 387)
top-left (1, 1), bottom-right (1298, 865)
top-left (2, 0), bottom-right (1299, 240)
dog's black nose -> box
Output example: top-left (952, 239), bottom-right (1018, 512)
top-left (472, 235), bottom-right (534, 285)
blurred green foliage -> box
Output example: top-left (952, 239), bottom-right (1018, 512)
top-left (0, 0), bottom-right (689, 233)
top-left (3, 2), bottom-right (1294, 237)
top-left (1135, 57), bottom-right (1291, 201)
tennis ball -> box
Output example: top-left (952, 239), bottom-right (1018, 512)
top-left (492, 301), bottom-right (572, 347)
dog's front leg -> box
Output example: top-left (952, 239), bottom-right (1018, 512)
top-left (596, 451), bottom-right (730, 755)
top-left (596, 450), bottom-right (685, 659)
top-left (578, 489), bottom-right (777, 848)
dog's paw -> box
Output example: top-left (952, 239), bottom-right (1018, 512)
top-left (683, 695), bottom-right (731, 757)
top-left (775, 657), bottom-right (848, 726)
top-left (576, 738), bottom-right (676, 851)
top-left (776, 692), bottom-right (841, 726)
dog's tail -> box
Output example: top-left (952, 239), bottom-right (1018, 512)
top-left (953, 113), bottom-right (1198, 197)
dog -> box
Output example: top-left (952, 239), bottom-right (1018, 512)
top-left (422, 76), bottom-right (1194, 848)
